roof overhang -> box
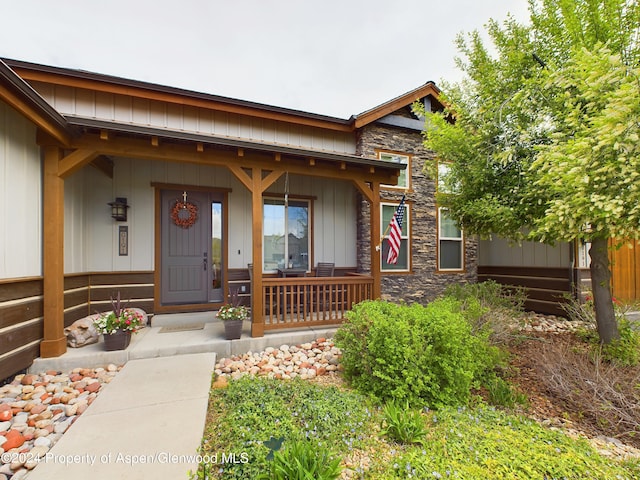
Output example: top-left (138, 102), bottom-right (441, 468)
top-left (353, 82), bottom-right (442, 129)
top-left (0, 60), bottom-right (71, 145)
top-left (3, 58), bottom-right (355, 133)
top-left (66, 116), bottom-right (406, 176)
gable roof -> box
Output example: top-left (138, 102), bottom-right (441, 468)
top-left (352, 82), bottom-right (442, 129)
top-left (3, 58), bottom-right (354, 133)
top-left (0, 59), bottom-right (70, 144)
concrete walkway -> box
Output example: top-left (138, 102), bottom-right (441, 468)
top-left (26, 353), bottom-right (215, 480)
top-left (23, 314), bottom-right (337, 479)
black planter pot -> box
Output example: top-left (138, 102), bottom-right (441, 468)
top-left (103, 329), bottom-right (132, 351)
top-left (223, 320), bottom-right (244, 340)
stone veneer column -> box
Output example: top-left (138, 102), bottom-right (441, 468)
top-left (356, 123), bottom-right (478, 304)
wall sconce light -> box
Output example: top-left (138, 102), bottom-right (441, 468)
top-left (108, 197), bottom-right (129, 221)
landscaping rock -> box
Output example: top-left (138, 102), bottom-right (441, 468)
top-left (214, 338), bottom-right (342, 380)
top-left (0, 365), bottom-right (121, 477)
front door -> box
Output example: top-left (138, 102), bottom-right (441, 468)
top-left (160, 189), bottom-right (224, 305)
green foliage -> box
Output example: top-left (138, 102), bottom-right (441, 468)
top-left (335, 299), bottom-right (499, 408)
top-left (259, 438), bottom-right (342, 480)
top-left (444, 280), bottom-right (525, 345)
top-left (380, 401), bottom-right (427, 445)
top-left (379, 405), bottom-right (640, 479)
top-left (198, 376), bottom-right (640, 479)
top-left (200, 377), bottom-right (373, 479)
top-left (601, 319), bottom-right (640, 366)
top-left (484, 375), bottom-right (528, 408)
top-left (529, 44), bottom-right (640, 242)
top-left (418, 0), bottom-right (640, 345)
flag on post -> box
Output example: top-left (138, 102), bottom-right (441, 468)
top-left (386, 195), bottom-right (406, 265)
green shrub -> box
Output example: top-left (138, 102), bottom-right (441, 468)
top-left (380, 401), bottom-right (427, 445)
top-left (484, 375), bottom-right (528, 408)
top-left (259, 438), bottom-right (342, 480)
top-left (602, 318), bottom-right (640, 366)
top-left (335, 299), bottom-right (499, 408)
top-left (444, 280), bottom-right (525, 345)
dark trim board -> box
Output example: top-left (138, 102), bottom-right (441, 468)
top-left (478, 265), bottom-right (574, 316)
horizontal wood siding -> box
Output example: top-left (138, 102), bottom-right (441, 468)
top-left (88, 272), bottom-right (155, 315)
top-left (0, 278), bottom-right (43, 381)
top-left (478, 266), bottom-right (573, 316)
top-left (0, 272), bottom-right (155, 382)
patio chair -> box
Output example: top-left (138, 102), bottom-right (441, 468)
top-left (315, 262), bottom-right (335, 277)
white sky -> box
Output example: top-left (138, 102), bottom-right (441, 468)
top-left (0, 0), bottom-right (530, 118)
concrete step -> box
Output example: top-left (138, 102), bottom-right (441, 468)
top-left (150, 311), bottom-right (217, 327)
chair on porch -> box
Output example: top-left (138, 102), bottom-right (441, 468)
top-left (314, 263), bottom-right (335, 317)
top-left (316, 262), bottom-right (335, 277)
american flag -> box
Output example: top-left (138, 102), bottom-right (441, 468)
top-left (386, 195), bottom-right (406, 265)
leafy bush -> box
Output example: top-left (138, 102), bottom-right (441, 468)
top-left (380, 401), bottom-right (427, 445)
top-left (602, 318), bottom-right (640, 366)
top-left (444, 280), bottom-right (525, 345)
top-left (259, 438), bottom-right (342, 480)
top-left (483, 375), bottom-right (528, 408)
top-left (335, 299), bottom-right (499, 408)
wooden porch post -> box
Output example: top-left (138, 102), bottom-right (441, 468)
top-left (370, 182), bottom-right (382, 300)
top-left (41, 146), bottom-right (66, 357)
top-left (251, 167), bottom-right (265, 337)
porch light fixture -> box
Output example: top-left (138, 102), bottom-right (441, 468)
top-left (108, 197), bottom-right (129, 221)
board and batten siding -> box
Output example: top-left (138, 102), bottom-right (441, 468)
top-left (63, 158), bottom-right (358, 273)
top-left (30, 82), bottom-right (357, 155)
top-left (0, 101), bottom-right (42, 279)
top-left (478, 236), bottom-right (571, 268)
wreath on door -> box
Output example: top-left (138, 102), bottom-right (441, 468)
top-left (171, 200), bottom-right (198, 229)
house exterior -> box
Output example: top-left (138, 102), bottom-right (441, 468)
top-left (0, 58), bottom-right (478, 381)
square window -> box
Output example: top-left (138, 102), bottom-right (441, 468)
top-left (379, 152), bottom-right (410, 189)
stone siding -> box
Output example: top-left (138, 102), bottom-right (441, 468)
top-left (356, 123), bottom-right (477, 304)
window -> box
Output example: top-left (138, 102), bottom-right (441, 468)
top-left (438, 207), bottom-right (463, 271)
top-left (381, 202), bottom-right (410, 272)
top-left (437, 162), bottom-right (459, 194)
top-left (379, 152), bottom-right (410, 189)
top-left (263, 198), bottom-right (310, 272)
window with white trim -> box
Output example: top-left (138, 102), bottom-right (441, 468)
top-left (438, 207), bottom-right (463, 271)
top-left (263, 198), bottom-right (310, 272)
top-left (381, 202), bottom-right (410, 272)
top-left (379, 152), bottom-right (410, 189)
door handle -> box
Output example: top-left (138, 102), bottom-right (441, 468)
top-left (203, 252), bottom-right (208, 271)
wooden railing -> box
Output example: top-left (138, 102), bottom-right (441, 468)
top-left (258, 275), bottom-right (373, 331)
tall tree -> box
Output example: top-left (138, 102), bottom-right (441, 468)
top-left (419, 0), bottom-right (640, 343)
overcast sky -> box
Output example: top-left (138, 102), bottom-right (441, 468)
top-left (0, 0), bottom-right (530, 118)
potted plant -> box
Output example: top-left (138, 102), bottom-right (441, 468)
top-left (94, 292), bottom-right (144, 351)
top-left (217, 288), bottom-right (249, 340)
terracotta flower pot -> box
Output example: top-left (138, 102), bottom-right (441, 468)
top-left (103, 329), bottom-right (132, 351)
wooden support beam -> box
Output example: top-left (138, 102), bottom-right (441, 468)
top-left (196, 142), bottom-right (204, 152)
top-left (340, 162), bottom-right (346, 170)
top-left (151, 136), bottom-right (159, 147)
top-left (274, 152), bottom-right (281, 162)
top-left (227, 164), bottom-right (253, 191)
top-left (370, 182), bottom-right (382, 300)
top-left (369, 166), bottom-right (375, 174)
top-left (58, 148), bottom-right (100, 179)
top-left (41, 146), bottom-right (67, 358)
top-left (309, 158), bottom-right (316, 166)
top-left (100, 129), bottom-right (109, 141)
top-left (90, 155), bottom-right (114, 179)
top-left (261, 170), bottom-right (284, 193)
top-left (237, 147), bottom-right (244, 157)
top-left (251, 167), bottom-right (265, 337)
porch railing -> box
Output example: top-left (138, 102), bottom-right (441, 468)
top-left (258, 274), bottom-right (373, 331)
